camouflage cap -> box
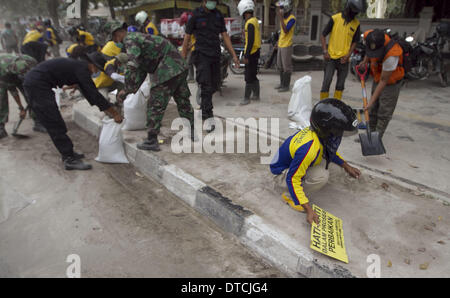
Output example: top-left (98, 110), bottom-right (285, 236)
top-left (102, 21), bottom-right (128, 37)
top-left (115, 53), bottom-right (129, 65)
top-left (15, 55), bottom-right (38, 76)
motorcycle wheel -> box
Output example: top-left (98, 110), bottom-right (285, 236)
top-left (229, 61), bottom-right (245, 75)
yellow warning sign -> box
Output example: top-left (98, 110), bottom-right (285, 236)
top-left (310, 204), bottom-right (348, 263)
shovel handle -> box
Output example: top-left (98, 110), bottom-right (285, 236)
top-left (355, 64), bottom-right (368, 81)
top-left (356, 65), bottom-right (370, 122)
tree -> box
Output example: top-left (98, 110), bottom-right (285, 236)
top-left (47, 0), bottom-right (61, 30)
top-left (106, 0), bottom-right (116, 19)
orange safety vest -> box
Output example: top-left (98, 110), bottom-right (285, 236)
top-left (367, 33), bottom-right (404, 85)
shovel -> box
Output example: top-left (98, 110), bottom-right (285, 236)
top-left (355, 65), bottom-right (386, 156)
top-left (12, 106), bottom-right (30, 139)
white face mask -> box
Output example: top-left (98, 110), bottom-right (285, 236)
top-left (205, 1), bottom-right (217, 10)
top-left (92, 71), bottom-right (101, 78)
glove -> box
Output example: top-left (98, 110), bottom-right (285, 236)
top-left (110, 73), bottom-right (125, 84)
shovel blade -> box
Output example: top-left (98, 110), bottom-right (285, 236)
top-left (359, 131), bottom-right (386, 156)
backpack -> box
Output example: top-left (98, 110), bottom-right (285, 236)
top-left (383, 37), bottom-right (413, 74)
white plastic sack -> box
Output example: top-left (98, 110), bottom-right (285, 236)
top-left (287, 75), bottom-right (312, 129)
top-left (122, 82), bottom-right (149, 131)
top-left (52, 88), bottom-right (63, 109)
top-left (95, 118), bottom-right (129, 164)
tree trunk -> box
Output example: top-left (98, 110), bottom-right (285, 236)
top-left (47, 0), bottom-right (61, 30)
top-left (107, 0), bottom-right (116, 19)
top-left (81, 0), bottom-right (89, 28)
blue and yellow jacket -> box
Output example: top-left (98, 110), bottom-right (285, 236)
top-left (270, 127), bottom-right (345, 206)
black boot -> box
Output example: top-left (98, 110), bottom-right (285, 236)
top-left (0, 124), bottom-right (7, 139)
top-left (64, 156), bottom-right (92, 171)
top-left (240, 83), bottom-right (252, 105)
top-left (278, 73), bottom-right (291, 93)
top-left (137, 134), bottom-right (160, 152)
top-left (33, 121), bottom-right (47, 133)
top-left (61, 152), bottom-right (85, 162)
top-left (251, 81), bottom-right (260, 101)
top-left (274, 72), bottom-right (283, 89)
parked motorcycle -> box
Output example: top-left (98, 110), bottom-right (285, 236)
top-left (406, 32), bottom-right (448, 87)
top-left (350, 33), bottom-right (370, 81)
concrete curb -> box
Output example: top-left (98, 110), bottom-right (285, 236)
top-left (73, 103), bottom-right (356, 278)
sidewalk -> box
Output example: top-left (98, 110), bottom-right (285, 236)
top-left (207, 69), bottom-right (450, 199)
top-left (73, 66), bottom-right (450, 277)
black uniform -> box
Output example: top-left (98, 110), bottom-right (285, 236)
top-left (23, 58), bottom-right (111, 160)
top-left (185, 7), bottom-right (227, 120)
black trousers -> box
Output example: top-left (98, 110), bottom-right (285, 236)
top-left (21, 42), bottom-right (48, 63)
top-left (24, 84), bottom-right (74, 159)
top-left (245, 50), bottom-right (260, 84)
top-left (320, 58), bottom-right (349, 93)
top-left (192, 51), bottom-right (221, 120)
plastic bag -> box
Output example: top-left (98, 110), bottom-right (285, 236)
top-left (52, 87), bottom-right (63, 109)
top-left (95, 118), bottom-right (129, 164)
top-left (122, 82), bottom-right (149, 131)
top-left (287, 75), bottom-right (312, 129)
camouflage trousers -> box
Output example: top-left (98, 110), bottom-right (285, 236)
top-left (147, 70), bottom-right (194, 136)
top-left (369, 80), bottom-right (402, 138)
top-left (0, 85), bottom-right (36, 125)
top-left (0, 87), bottom-right (9, 124)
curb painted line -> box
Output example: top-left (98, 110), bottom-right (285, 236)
top-left (73, 104), bottom-right (356, 278)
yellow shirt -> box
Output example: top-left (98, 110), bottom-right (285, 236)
top-left (78, 30), bottom-right (95, 46)
top-left (66, 43), bottom-right (79, 56)
top-left (244, 17), bottom-right (261, 55)
top-left (46, 28), bottom-right (57, 45)
top-left (145, 22), bottom-right (159, 36)
top-left (327, 13), bottom-right (360, 59)
top-left (23, 30), bottom-right (43, 45)
top-left (278, 14), bottom-right (295, 48)
top-left (101, 41), bottom-right (121, 58)
top-left (94, 59), bottom-right (117, 89)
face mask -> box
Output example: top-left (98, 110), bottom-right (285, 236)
top-left (92, 71), bottom-right (101, 78)
top-left (115, 42), bottom-right (124, 49)
top-left (205, 1), bottom-right (217, 10)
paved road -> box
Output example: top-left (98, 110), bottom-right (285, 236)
top-left (0, 108), bottom-right (284, 278)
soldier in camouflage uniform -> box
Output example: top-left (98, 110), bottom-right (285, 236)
top-left (117, 32), bottom-right (195, 152)
top-left (0, 53), bottom-right (45, 138)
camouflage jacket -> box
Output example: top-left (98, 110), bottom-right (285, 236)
top-left (0, 54), bottom-right (37, 90)
top-left (123, 32), bottom-right (187, 93)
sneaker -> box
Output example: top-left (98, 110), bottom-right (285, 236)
top-left (282, 192), bottom-right (305, 212)
top-left (240, 98), bottom-right (250, 106)
top-left (64, 157), bottom-right (92, 171)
